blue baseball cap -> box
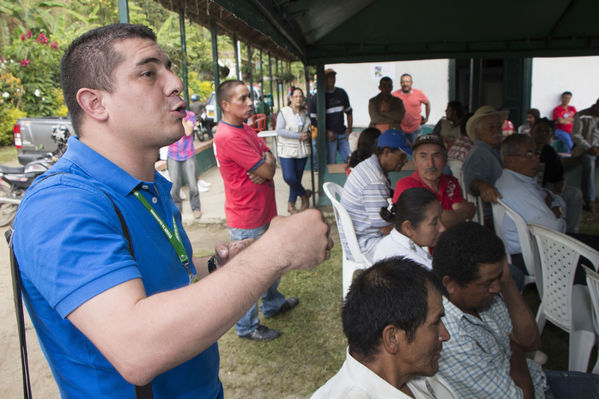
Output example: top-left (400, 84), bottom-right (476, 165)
top-left (377, 129), bottom-right (412, 155)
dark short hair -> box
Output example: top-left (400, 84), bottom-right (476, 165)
top-left (380, 187), bottom-right (438, 231)
top-left (216, 79), bottom-right (244, 109)
top-left (400, 73), bottom-right (412, 80)
top-left (379, 76), bottom-right (392, 85)
top-left (500, 133), bottom-right (533, 162)
top-left (532, 117), bottom-right (554, 131)
top-left (432, 222), bottom-right (505, 286)
top-left (60, 24), bottom-right (157, 134)
top-left (447, 100), bottom-right (465, 120)
top-left (343, 257), bottom-right (444, 360)
top-left (526, 108), bottom-right (540, 121)
top-left (562, 91), bottom-right (573, 97)
top-left (347, 128), bottom-right (381, 168)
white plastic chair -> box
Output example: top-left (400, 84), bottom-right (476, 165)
top-left (582, 265), bottom-right (599, 374)
top-left (529, 223), bottom-right (597, 372)
top-left (491, 199), bottom-right (539, 290)
top-left (323, 182), bottom-right (372, 299)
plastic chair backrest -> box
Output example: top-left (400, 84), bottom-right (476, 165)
top-left (583, 265), bottom-right (599, 339)
top-left (249, 113), bottom-right (267, 132)
top-left (528, 223), bottom-right (599, 331)
top-left (492, 199), bottom-right (541, 289)
top-left (447, 159), bottom-right (463, 181)
top-left (458, 168), bottom-right (484, 225)
top-left (322, 182), bottom-right (370, 265)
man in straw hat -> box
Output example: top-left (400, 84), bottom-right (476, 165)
top-left (463, 105), bottom-right (509, 226)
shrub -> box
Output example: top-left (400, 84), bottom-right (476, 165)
top-left (0, 106), bottom-right (26, 146)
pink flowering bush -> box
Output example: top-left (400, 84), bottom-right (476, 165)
top-left (1, 28), bottom-right (64, 117)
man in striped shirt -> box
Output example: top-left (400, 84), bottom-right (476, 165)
top-left (309, 68), bottom-right (353, 164)
top-left (340, 129), bottom-right (411, 261)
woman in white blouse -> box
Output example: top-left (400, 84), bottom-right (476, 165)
top-left (373, 187), bottom-right (445, 269)
top-left (276, 87), bottom-right (312, 214)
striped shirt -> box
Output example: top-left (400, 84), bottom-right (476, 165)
top-left (168, 111), bottom-right (196, 161)
top-left (309, 87), bottom-right (352, 134)
top-left (438, 296), bottom-right (547, 398)
top-left (340, 154), bottom-right (390, 261)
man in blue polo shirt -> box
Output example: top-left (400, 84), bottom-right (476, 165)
top-left (11, 24), bottom-right (332, 398)
top-left (309, 68), bottom-right (353, 164)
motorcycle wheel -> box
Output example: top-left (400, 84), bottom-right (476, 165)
top-left (0, 202), bottom-right (18, 226)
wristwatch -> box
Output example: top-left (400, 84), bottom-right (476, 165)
top-left (207, 255), bottom-right (219, 273)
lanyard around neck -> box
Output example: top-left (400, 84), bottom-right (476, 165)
top-left (132, 190), bottom-right (196, 283)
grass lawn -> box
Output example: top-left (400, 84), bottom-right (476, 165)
top-left (0, 146), bottom-right (18, 164)
top-left (217, 243), bottom-right (345, 398)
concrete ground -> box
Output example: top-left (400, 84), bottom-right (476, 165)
top-left (174, 163), bottom-right (319, 225)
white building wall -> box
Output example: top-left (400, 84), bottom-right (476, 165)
top-left (531, 56), bottom-right (599, 118)
top-left (327, 60), bottom-right (450, 128)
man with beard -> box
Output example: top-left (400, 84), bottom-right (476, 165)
top-left (392, 74), bottom-right (430, 144)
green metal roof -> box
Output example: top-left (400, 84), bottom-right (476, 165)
top-left (162, 0), bottom-right (599, 64)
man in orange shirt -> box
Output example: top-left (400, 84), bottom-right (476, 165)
top-left (392, 74), bottom-right (430, 145)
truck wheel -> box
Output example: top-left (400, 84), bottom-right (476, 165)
top-left (0, 203), bottom-right (18, 226)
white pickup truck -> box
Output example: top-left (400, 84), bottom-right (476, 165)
top-left (12, 117), bottom-right (73, 165)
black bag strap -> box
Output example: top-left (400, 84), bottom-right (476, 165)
top-left (6, 227), bottom-right (32, 399)
top-left (7, 173), bottom-right (152, 398)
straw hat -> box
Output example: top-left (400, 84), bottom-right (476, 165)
top-left (466, 105), bottom-right (509, 141)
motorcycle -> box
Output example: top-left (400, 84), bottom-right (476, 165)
top-left (0, 125), bottom-right (70, 226)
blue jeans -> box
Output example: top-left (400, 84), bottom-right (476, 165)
top-left (228, 224), bottom-right (286, 336)
top-left (167, 157), bottom-right (201, 212)
top-left (545, 369), bottom-right (599, 398)
top-left (327, 133), bottom-right (351, 164)
top-left (404, 126), bottom-right (422, 146)
top-left (279, 157), bottom-right (308, 202)
top-left (554, 129), bottom-right (574, 153)
top-left (581, 152), bottom-right (597, 203)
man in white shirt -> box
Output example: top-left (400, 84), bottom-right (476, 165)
top-left (312, 257), bottom-right (455, 399)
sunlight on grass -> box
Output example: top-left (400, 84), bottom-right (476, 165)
top-left (0, 146), bottom-right (18, 164)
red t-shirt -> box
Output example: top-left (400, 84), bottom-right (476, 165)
top-left (214, 121), bottom-right (277, 229)
top-left (552, 105), bottom-right (577, 133)
top-left (392, 88), bottom-right (428, 133)
top-left (393, 171), bottom-right (464, 210)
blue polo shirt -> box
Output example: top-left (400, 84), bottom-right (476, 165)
top-left (13, 137), bottom-right (221, 398)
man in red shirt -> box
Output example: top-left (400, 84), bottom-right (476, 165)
top-left (214, 80), bottom-right (298, 341)
top-left (552, 91), bottom-right (576, 153)
top-left (394, 134), bottom-right (476, 228)
top-left (392, 74), bottom-right (430, 144)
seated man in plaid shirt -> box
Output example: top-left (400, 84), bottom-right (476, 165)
top-left (432, 222), bottom-right (599, 399)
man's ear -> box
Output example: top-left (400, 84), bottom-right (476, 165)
top-left (381, 325), bottom-right (401, 355)
top-left (76, 88), bottom-right (108, 122)
top-left (442, 275), bottom-right (457, 295)
top-left (220, 100), bottom-right (229, 114)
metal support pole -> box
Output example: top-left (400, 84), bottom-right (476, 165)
top-left (259, 50), bottom-right (264, 99)
top-left (268, 55), bottom-right (273, 98)
top-left (316, 65), bottom-right (327, 201)
top-left (275, 59), bottom-right (280, 112)
top-left (248, 44), bottom-right (254, 105)
top-left (210, 21), bottom-right (221, 122)
top-left (233, 34), bottom-right (240, 80)
top-left (178, 8), bottom-right (189, 107)
top-left (305, 64), bottom-right (315, 207)
top-left (118, 0), bottom-right (129, 23)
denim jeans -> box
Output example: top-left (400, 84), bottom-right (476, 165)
top-left (327, 132), bottom-right (351, 164)
top-left (279, 157), bottom-right (308, 202)
top-left (228, 224), bottom-right (286, 336)
top-left (545, 369), bottom-right (599, 399)
top-left (581, 152), bottom-right (597, 203)
top-left (554, 129), bottom-right (574, 153)
top-left (167, 157), bottom-right (201, 212)
top-left (404, 126), bottom-right (422, 146)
